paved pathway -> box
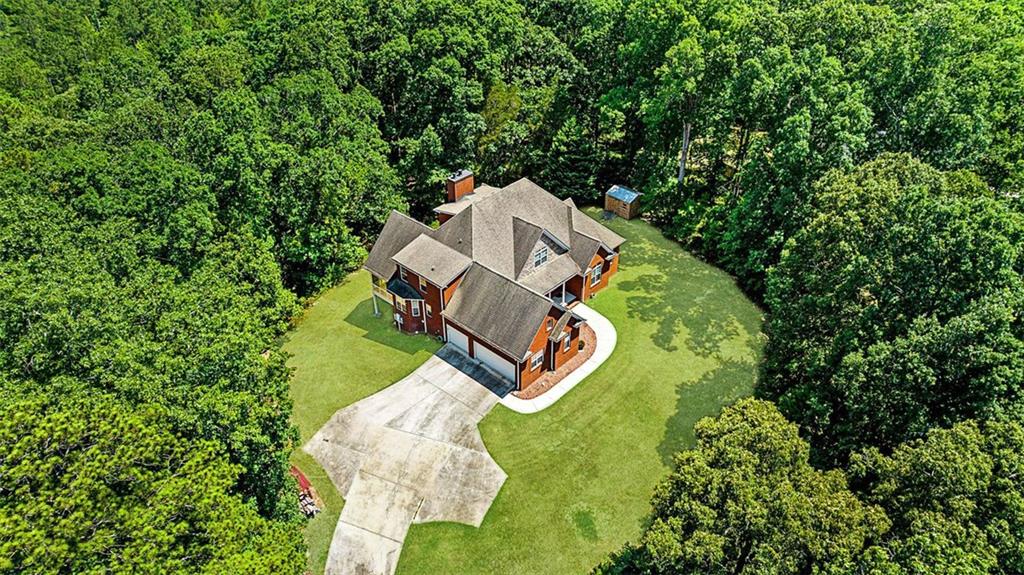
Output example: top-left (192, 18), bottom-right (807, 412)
top-left (305, 346), bottom-right (513, 575)
top-left (499, 303), bottom-right (617, 413)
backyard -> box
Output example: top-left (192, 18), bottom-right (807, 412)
top-left (284, 209), bottom-right (764, 574)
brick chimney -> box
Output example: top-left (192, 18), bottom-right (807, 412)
top-left (445, 169), bottom-right (474, 203)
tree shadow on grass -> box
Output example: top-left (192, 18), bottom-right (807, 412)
top-left (657, 359), bottom-right (759, 466)
top-left (343, 298), bottom-right (440, 355)
top-left (615, 225), bottom-right (761, 357)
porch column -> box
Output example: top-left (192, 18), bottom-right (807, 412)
top-left (372, 293), bottom-right (380, 316)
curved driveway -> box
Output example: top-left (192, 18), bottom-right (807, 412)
top-left (305, 303), bottom-right (615, 575)
top-left (304, 346), bottom-right (513, 575)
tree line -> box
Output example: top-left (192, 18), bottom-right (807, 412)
top-left (1, 0), bottom-right (1022, 572)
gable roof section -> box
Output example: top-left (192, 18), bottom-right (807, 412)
top-left (392, 234), bottom-right (472, 286)
top-left (442, 263), bottom-right (554, 360)
top-left (512, 217), bottom-right (544, 278)
top-left (431, 207), bottom-right (473, 258)
top-left (364, 211), bottom-right (434, 279)
top-left (571, 208), bottom-right (626, 250)
top-left (569, 230), bottom-right (602, 271)
top-left (520, 253), bottom-right (579, 293)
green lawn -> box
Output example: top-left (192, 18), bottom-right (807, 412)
top-left (285, 209), bottom-right (764, 574)
top-left (283, 274), bottom-right (441, 573)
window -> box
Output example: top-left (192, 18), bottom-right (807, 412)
top-left (411, 302), bottom-right (420, 317)
top-left (530, 351), bottom-right (544, 371)
top-left (563, 335), bottom-right (571, 352)
top-left (534, 246), bottom-right (548, 267)
top-left (546, 318), bottom-right (554, 332)
top-left (426, 303), bottom-right (433, 317)
top-left (399, 267), bottom-right (407, 281)
top-left (590, 264), bottom-right (603, 287)
top-left (420, 276), bottom-right (428, 292)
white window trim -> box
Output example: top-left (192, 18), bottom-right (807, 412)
top-left (411, 302), bottom-right (420, 317)
top-left (530, 351), bottom-right (544, 371)
top-left (563, 335), bottom-right (571, 352)
top-left (534, 246), bottom-right (548, 267)
top-left (546, 318), bottom-right (553, 332)
top-left (590, 265), bottom-right (602, 287)
top-left (420, 277), bottom-right (428, 292)
top-left (399, 267), bottom-right (408, 281)
top-left (426, 303), bottom-right (433, 317)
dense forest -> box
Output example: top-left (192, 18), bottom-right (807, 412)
top-left (0, 0), bottom-right (1021, 573)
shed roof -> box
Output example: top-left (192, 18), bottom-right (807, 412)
top-left (607, 185), bottom-right (641, 204)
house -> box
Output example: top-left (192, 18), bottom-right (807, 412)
top-left (363, 171), bottom-right (625, 390)
top-left (604, 185), bottom-right (642, 220)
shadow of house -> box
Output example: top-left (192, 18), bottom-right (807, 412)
top-left (342, 298), bottom-right (439, 355)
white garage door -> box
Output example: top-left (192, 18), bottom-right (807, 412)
top-left (473, 343), bottom-right (517, 383)
top-left (445, 323), bottom-right (470, 354)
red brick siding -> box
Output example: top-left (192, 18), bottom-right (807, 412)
top-left (393, 266), bottom-right (427, 333)
top-left (583, 250), bottom-right (617, 300)
top-left (566, 275), bottom-right (584, 302)
top-left (551, 325), bottom-right (581, 370)
top-left (518, 308), bottom-right (561, 390)
top-left (443, 273), bottom-right (464, 306)
top-left (446, 176), bottom-right (474, 202)
top-left (393, 297), bottom-right (425, 333)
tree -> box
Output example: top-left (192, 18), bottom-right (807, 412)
top-left (594, 399), bottom-right (887, 575)
top-left (0, 396), bottom-right (305, 574)
top-left (761, 154), bottom-right (1024, 464)
top-left (850, 420), bottom-right (1024, 574)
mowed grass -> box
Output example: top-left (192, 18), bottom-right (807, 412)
top-left (283, 274), bottom-right (441, 573)
top-left (286, 209), bottom-right (764, 574)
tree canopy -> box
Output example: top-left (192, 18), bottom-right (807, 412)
top-left (596, 400), bottom-right (1024, 575)
top-left (2, 0), bottom-right (1023, 571)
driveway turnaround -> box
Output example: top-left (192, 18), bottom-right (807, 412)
top-left (305, 346), bottom-right (514, 575)
top-left (499, 302), bottom-right (616, 414)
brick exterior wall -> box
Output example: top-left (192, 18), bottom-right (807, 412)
top-left (392, 295), bottom-right (425, 333)
top-left (518, 308), bottom-right (565, 390)
top-left (566, 248), bottom-right (618, 302)
top-left (550, 324), bottom-right (581, 370)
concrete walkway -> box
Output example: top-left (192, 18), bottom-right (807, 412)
top-left (305, 346), bottom-right (513, 575)
top-left (499, 302), bottom-right (617, 414)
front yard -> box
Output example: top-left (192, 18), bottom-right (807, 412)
top-left (284, 209), bottom-right (764, 574)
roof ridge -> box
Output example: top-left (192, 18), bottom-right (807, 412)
top-left (389, 209), bottom-right (432, 230)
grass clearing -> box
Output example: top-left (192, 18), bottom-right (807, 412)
top-left (286, 210), bottom-right (763, 574)
top-left (283, 274), bottom-right (440, 573)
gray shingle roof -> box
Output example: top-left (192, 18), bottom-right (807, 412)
top-left (519, 253), bottom-right (578, 293)
top-left (367, 178), bottom-right (625, 351)
top-left (434, 184), bottom-right (501, 215)
top-left (568, 231), bottom-right (601, 271)
top-left (571, 208), bottom-right (626, 250)
top-left (512, 217), bottom-right (544, 277)
top-left (442, 264), bottom-right (553, 360)
top-left (392, 234), bottom-right (471, 286)
top-left (364, 211), bottom-right (433, 279)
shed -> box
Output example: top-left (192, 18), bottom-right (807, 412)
top-left (604, 185), bottom-right (642, 219)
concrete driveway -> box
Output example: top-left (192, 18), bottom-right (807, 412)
top-left (305, 345), bottom-right (514, 575)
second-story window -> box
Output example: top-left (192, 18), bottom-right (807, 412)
top-left (534, 246), bottom-right (548, 267)
top-left (399, 267), bottom-right (407, 281)
top-left (420, 277), bottom-right (427, 292)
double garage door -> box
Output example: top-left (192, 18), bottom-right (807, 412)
top-left (445, 324), bottom-right (517, 383)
